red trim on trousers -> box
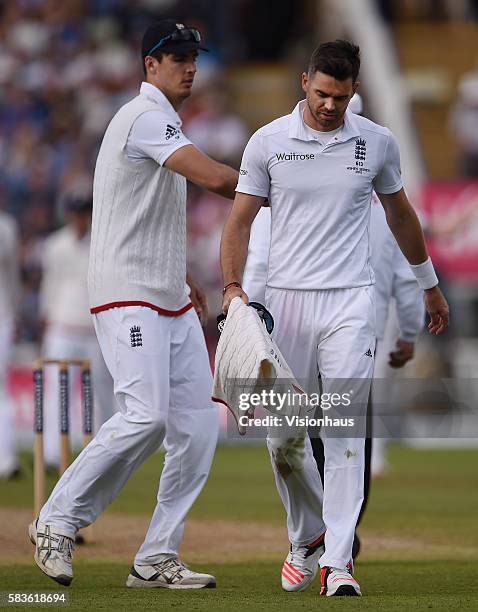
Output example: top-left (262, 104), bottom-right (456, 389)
top-left (90, 300), bottom-right (193, 316)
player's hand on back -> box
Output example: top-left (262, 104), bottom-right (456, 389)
top-left (424, 286), bottom-right (449, 335)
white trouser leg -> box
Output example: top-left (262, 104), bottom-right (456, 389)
top-left (320, 435), bottom-right (366, 568)
top-left (265, 288), bottom-right (326, 545)
top-left (135, 310), bottom-right (219, 563)
top-left (39, 307), bottom-right (170, 536)
top-left (317, 287), bottom-right (375, 569)
top-left (265, 287), bottom-right (374, 568)
top-left (0, 319), bottom-right (18, 475)
top-left (267, 435), bottom-right (325, 545)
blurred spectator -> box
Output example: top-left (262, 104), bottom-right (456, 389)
top-left (450, 69), bottom-right (478, 177)
top-left (0, 209), bottom-right (21, 478)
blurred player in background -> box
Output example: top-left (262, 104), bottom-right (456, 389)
top-left (39, 193), bottom-right (114, 470)
top-left (221, 41), bottom-right (448, 597)
top-left (0, 209), bottom-right (21, 479)
top-left (30, 19), bottom-right (238, 590)
top-left (369, 194), bottom-right (425, 478)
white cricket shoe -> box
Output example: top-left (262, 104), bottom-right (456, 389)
top-left (320, 566), bottom-right (362, 596)
top-left (126, 559), bottom-right (216, 589)
top-left (29, 519), bottom-right (74, 586)
top-left (281, 534), bottom-right (325, 592)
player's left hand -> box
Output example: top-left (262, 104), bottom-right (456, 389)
top-left (389, 339), bottom-right (414, 368)
top-left (424, 286), bottom-right (449, 335)
top-left (188, 279), bottom-right (208, 326)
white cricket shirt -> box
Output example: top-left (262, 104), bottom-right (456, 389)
top-left (89, 82), bottom-right (193, 315)
top-left (236, 100), bottom-right (403, 290)
top-left (244, 197), bottom-right (424, 342)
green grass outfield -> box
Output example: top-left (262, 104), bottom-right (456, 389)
top-left (4, 561), bottom-right (478, 611)
top-left (1, 445), bottom-right (478, 611)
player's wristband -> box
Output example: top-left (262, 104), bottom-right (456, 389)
top-left (222, 281), bottom-right (242, 295)
top-left (410, 257), bottom-right (438, 290)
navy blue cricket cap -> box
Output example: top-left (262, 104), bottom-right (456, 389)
top-left (141, 19), bottom-right (208, 58)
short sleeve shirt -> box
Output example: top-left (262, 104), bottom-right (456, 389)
top-left (126, 82), bottom-right (192, 166)
top-left (236, 101), bottom-right (403, 290)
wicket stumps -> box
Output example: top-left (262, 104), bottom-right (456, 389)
top-left (33, 358), bottom-right (94, 540)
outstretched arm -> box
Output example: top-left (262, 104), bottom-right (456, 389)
top-left (166, 145), bottom-right (238, 199)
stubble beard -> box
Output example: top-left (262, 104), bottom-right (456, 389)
top-left (307, 98), bottom-right (346, 131)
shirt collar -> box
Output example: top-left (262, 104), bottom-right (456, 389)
top-left (140, 82), bottom-right (182, 125)
top-left (288, 99), bottom-right (361, 143)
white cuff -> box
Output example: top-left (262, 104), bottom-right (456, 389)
top-left (410, 257), bottom-right (438, 290)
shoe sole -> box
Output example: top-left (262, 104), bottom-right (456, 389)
top-left (126, 575), bottom-right (216, 589)
top-left (328, 585), bottom-right (361, 596)
top-left (29, 522), bottom-right (73, 587)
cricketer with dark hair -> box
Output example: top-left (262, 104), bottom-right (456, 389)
top-left (29, 19), bottom-right (238, 591)
top-left (220, 39), bottom-right (448, 597)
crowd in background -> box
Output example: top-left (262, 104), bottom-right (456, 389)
top-left (0, 0), bottom-right (477, 348)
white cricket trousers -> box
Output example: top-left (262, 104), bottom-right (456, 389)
top-left (40, 306), bottom-right (219, 563)
top-left (265, 287), bottom-right (376, 570)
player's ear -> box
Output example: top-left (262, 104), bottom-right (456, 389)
top-left (144, 55), bottom-right (158, 75)
top-left (352, 80), bottom-right (360, 95)
top-left (301, 72), bottom-right (308, 94)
